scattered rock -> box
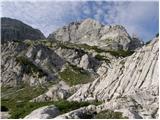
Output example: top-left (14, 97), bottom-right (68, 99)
top-left (24, 105), bottom-right (60, 119)
top-left (79, 54), bottom-right (89, 69)
top-left (30, 81), bottom-right (70, 102)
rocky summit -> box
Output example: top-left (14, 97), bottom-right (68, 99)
top-left (1, 18), bottom-right (159, 119)
top-left (48, 18), bottom-right (143, 51)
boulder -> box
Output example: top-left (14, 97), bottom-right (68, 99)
top-left (24, 105), bottom-right (60, 119)
top-left (79, 54), bottom-right (89, 69)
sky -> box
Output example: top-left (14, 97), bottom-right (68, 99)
top-left (1, 0), bottom-right (159, 42)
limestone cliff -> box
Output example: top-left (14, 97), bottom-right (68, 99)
top-left (48, 18), bottom-right (143, 50)
top-left (68, 37), bottom-right (159, 119)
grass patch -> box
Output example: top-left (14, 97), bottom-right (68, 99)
top-left (107, 50), bottom-right (134, 58)
top-left (23, 39), bottom-right (53, 47)
top-left (77, 44), bottom-right (106, 53)
top-left (59, 64), bottom-right (92, 86)
top-left (23, 40), bottom-right (134, 58)
top-left (77, 44), bottom-right (134, 58)
top-left (95, 110), bottom-right (128, 119)
top-left (1, 86), bottom-right (46, 102)
top-left (1, 86), bottom-right (46, 118)
top-left (1, 98), bottom-right (100, 119)
top-left (16, 56), bottom-right (47, 78)
top-left (95, 54), bottom-right (110, 63)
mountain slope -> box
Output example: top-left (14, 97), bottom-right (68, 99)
top-left (1, 18), bottom-right (158, 119)
top-left (1, 17), bottom-right (45, 43)
top-left (68, 37), bottom-right (159, 119)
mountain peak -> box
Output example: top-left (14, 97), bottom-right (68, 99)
top-left (48, 19), bottom-right (143, 50)
top-left (81, 18), bottom-right (101, 24)
top-left (1, 17), bottom-right (45, 43)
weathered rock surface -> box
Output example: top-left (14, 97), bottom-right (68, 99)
top-left (30, 81), bottom-right (70, 102)
top-left (1, 40), bottom-right (103, 87)
top-left (48, 18), bottom-right (143, 50)
top-left (1, 17), bottom-right (45, 43)
top-left (0, 112), bottom-right (11, 119)
top-left (1, 18), bottom-right (140, 87)
top-left (68, 37), bottom-right (159, 118)
top-left (24, 105), bottom-right (60, 119)
top-left (1, 18), bottom-right (158, 119)
top-left (54, 105), bottom-right (96, 119)
top-left (1, 41), bottom-right (65, 87)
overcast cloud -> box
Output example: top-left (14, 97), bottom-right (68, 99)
top-left (1, 0), bottom-right (159, 41)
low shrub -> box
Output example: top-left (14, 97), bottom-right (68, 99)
top-left (1, 86), bottom-right (46, 118)
top-left (16, 56), bottom-right (47, 77)
top-left (59, 65), bottom-right (92, 86)
top-left (2, 99), bottom-right (97, 119)
top-left (107, 50), bottom-right (134, 58)
top-left (95, 110), bottom-right (128, 119)
top-left (1, 105), bottom-right (9, 111)
top-left (95, 54), bottom-right (110, 63)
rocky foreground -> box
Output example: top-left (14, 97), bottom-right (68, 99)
top-left (1, 17), bottom-right (159, 119)
top-left (24, 37), bottom-right (159, 119)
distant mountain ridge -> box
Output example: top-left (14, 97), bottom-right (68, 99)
top-left (1, 17), bottom-right (45, 43)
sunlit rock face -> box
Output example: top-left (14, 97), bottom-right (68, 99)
top-left (48, 18), bottom-right (143, 50)
top-left (68, 37), bottom-right (159, 119)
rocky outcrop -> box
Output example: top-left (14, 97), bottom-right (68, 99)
top-left (0, 112), bottom-right (10, 119)
top-left (54, 105), bottom-right (96, 119)
top-left (48, 18), bottom-right (143, 50)
top-left (1, 41), bottom-right (65, 87)
top-left (1, 17), bottom-right (45, 43)
top-left (68, 37), bottom-right (159, 118)
top-left (1, 40), bottom-right (103, 87)
top-left (69, 37), bottom-right (158, 101)
top-left (1, 19), bottom-right (141, 87)
top-left (30, 81), bottom-right (70, 102)
top-left (24, 105), bottom-right (60, 119)
top-left (79, 54), bottom-right (90, 69)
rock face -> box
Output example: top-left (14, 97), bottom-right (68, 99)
top-left (24, 105), bottom-right (60, 119)
top-left (0, 112), bottom-right (11, 119)
top-left (54, 105), bottom-right (96, 119)
top-left (48, 18), bottom-right (143, 50)
top-left (79, 54), bottom-right (90, 69)
top-left (30, 81), bottom-right (70, 102)
top-left (68, 37), bottom-right (159, 119)
top-left (1, 17), bottom-right (45, 43)
top-left (1, 18), bottom-right (142, 87)
top-left (1, 41), bottom-right (65, 87)
top-left (1, 39), bottom-right (102, 87)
